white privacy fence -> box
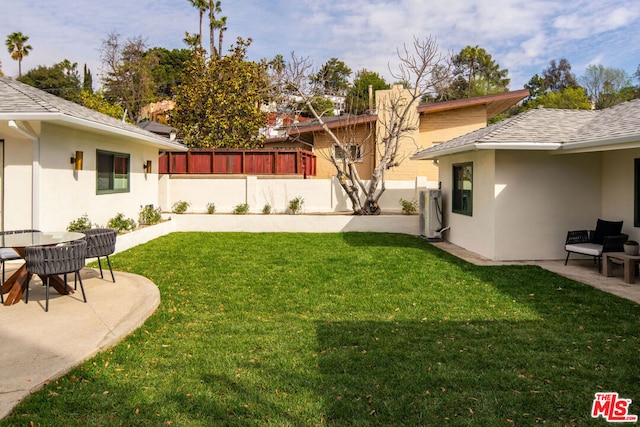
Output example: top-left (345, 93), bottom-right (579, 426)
top-left (158, 175), bottom-right (436, 214)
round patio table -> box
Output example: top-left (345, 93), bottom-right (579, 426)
top-left (1, 231), bottom-right (86, 306)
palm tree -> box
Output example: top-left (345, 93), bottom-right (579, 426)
top-left (216, 16), bottom-right (227, 58)
top-left (6, 31), bottom-right (32, 77)
top-left (188, 0), bottom-right (208, 53)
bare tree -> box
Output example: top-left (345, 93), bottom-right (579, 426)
top-left (283, 36), bottom-right (451, 214)
top-left (100, 32), bottom-right (158, 123)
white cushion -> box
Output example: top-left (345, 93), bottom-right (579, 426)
top-left (565, 243), bottom-right (603, 257)
top-left (0, 247), bottom-right (20, 261)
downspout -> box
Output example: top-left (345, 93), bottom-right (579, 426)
top-left (8, 120), bottom-right (40, 230)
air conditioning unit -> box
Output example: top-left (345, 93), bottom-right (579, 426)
top-left (419, 189), bottom-right (446, 241)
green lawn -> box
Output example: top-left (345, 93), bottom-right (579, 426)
top-left (3, 232), bottom-right (640, 426)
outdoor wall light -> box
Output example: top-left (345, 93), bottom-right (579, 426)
top-left (70, 151), bottom-right (83, 170)
top-left (144, 160), bottom-right (152, 174)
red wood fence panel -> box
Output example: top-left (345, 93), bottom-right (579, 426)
top-left (158, 149), bottom-right (316, 177)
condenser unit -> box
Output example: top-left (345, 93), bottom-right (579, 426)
top-left (419, 189), bottom-right (446, 241)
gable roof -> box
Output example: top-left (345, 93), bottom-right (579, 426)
top-left (275, 89), bottom-right (530, 141)
top-left (417, 89), bottom-right (530, 119)
top-left (0, 76), bottom-right (186, 151)
top-left (412, 99), bottom-right (640, 160)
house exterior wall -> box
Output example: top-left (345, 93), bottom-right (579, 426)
top-left (439, 150), bottom-right (604, 260)
top-left (3, 134), bottom-right (35, 231)
top-left (400, 105), bottom-right (488, 183)
top-left (1, 122), bottom-right (160, 231)
top-left (493, 151), bottom-right (602, 260)
top-left (312, 123), bottom-right (376, 179)
top-left (601, 148), bottom-right (640, 242)
top-left (438, 150), bottom-right (497, 259)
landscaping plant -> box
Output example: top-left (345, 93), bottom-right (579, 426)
top-left (400, 198), bottom-right (418, 214)
top-left (106, 213), bottom-right (136, 232)
top-left (288, 196), bottom-right (304, 214)
top-left (233, 203), bottom-right (249, 214)
top-left (66, 213), bottom-right (91, 231)
top-left (138, 204), bottom-right (161, 225)
top-left (172, 200), bottom-right (190, 214)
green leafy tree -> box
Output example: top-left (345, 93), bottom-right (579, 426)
top-left (17, 60), bottom-right (82, 102)
top-left (580, 64), bottom-right (633, 109)
top-left (171, 37), bottom-right (269, 148)
top-left (80, 90), bottom-right (126, 119)
top-left (541, 58), bottom-right (578, 93)
top-left (298, 96), bottom-right (335, 117)
top-left (146, 47), bottom-right (191, 98)
top-left (0, 59), bottom-right (3, 76)
top-left (183, 32), bottom-right (201, 52)
top-left (5, 31), bottom-right (32, 77)
top-left (83, 64), bottom-right (93, 93)
top-left (443, 45), bottom-right (509, 99)
top-left (523, 87), bottom-right (591, 110)
top-left (346, 69), bottom-right (390, 114)
top-left (310, 58), bottom-right (352, 95)
top-left (100, 32), bottom-right (159, 123)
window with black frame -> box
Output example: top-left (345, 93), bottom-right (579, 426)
top-left (96, 150), bottom-right (130, 194)
top-left (452, 162), bottom-right (473, 216)
top-left (334, 145), bottom-right (363, 162)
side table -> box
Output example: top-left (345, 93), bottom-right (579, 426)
top-left (602, 252), bottom-right (640, 284)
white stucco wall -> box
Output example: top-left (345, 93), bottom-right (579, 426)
top-left (601, 148), bottom-right (640, 242)
top-left (438, 150), bottom-right (606, 261)
top-left (3, 134), bottom-right (35, 230)
top-left (493, 150), bottom-right (602, 260)
top-left (1, 122), bottom-right (162, 231)
top-left (159, 175), bottom-right (430, 214)
top-left (439, 151), bottom-right (497, 259)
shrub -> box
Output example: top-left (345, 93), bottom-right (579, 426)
top-left (400, 198), bottom-right (418, 215)
top-left (233, 203), bottom-right (249, 215)
top-left (206, 202), bottom-right (216, 214)
top-left (262, 203), bottom-right (272, 215)
top-left (172, 200), bottom-right (190, 214)
top-left (139, 204), bottom-right (161, 225)
top-left (288, 196), bottom-right (304, 215)
top-left (107, 213), bottom-right (136, 232)
top-left (67, 214), bottom-right (92, 231)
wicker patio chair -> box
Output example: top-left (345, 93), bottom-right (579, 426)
top-left (24, 239), bottom-right (87, 312)
top-left (82, 228), bottom-right (117, 282)
top-left (564, 219), bottom-right (627, 272)
top-left (0, 229), bottom-right (40, 303)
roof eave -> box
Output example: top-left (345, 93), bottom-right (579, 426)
top-left (412, 141), bottom-right (562, 160)
top-left (560, 134), bottom-right (640, 153)
top-left (0, 112), bottom-right (188, 151)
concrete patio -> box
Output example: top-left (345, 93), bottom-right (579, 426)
top-left (0, 266), bottom-right (159, 419)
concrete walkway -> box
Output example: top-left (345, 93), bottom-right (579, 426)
top-left (432, 241), bottom-right (640, 304)
top-left (0, 266), bottom-right (159, 419)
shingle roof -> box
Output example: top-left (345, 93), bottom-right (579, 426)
top-left (0, 76), bottom-right (186, 150)
top-left (413, 99), bottom-right (640, 159)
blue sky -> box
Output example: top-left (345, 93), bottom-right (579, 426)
top-left (1, 0), bottom-right (639, 90)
